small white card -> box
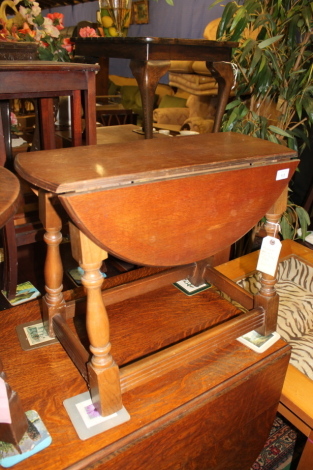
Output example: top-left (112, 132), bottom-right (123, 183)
top-left (173, 278), bottom-right (211, 296)
top-left (256, 236), bottom-right (282, 277)
top-left (237, 329), bottom-right (280, 353)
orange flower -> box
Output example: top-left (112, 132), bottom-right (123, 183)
top-left (46, 12), bottom-right (64, 31)
top-left (18, 22), bottom-right (36, 38)
top-left (62, 37), bottom-right (73, 53)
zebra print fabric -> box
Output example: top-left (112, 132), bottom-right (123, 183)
top-left (237, 256), bottom-right (313, 380)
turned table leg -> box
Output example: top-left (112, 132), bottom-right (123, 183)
top-left (206, 61), bottom-right (234, 133)
top-left (69, 222), bottom-right (123, 417)
top-left (39, 190), bottom-right (67, 337)
top-left (130, 59), bottom-right (171, 139)
top-left (255, 187), bottom-right (288, 336)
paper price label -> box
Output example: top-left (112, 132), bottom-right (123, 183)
top-left (256, 236), bottom-right (282, 277)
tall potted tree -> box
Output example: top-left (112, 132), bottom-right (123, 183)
top-left (211, 0), bottom-right (313, 240)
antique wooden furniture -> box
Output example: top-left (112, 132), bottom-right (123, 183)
top-left (97, 108), bottom-right (137, 127)
top-left (14, 132), bottom-right (297, 468)
top-left (56, 123), bottom-right (169, 148)
top-left (0, 167), bottom-right (27, 448)
top-left (0, 295), bottom-right (291, 469)
top-left (0, 61), bottom-right (99, 168)
top-left (0, 61), bottom-right (99, 299)
top-left (216, 239), bottom-right (313, 470)
top-left (72, 37), bottom-right (237, 139)
top-left (0, 165), bottom-right (21, 300)
top-left (0, 167), bottom-right (20, 229)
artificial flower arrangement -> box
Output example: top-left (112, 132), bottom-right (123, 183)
top-left (0, 0), bottom-right (73, 61)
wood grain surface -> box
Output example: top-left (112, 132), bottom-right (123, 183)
top-left (0, 287), bottom-right (290, 470)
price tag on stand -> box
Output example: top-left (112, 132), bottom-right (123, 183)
top-left (256, 236), bottom-right (282, 277)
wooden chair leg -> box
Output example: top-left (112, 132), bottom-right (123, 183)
top-left (69, 222), bottom-right (123, 417)
top-left (1, 219), bottom-right (18, 300)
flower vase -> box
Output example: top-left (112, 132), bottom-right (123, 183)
top-left (99, 0), bottom-right (132, 37)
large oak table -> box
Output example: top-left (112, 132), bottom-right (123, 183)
top-left (13, 132), bottom-right (298, 467)
top-left (73, 37), bottom-right (237, 139)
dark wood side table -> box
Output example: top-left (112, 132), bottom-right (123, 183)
top-left (0, 61), bottom-right (99, 168)
top-left (72, 37), bottom-right (237, 139)
top-left (15, 132), bottom-right (298, 420)
top-left (0, 61), bottom-right (99, 299)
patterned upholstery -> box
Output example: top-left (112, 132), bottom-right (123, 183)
top-left (238, 257), bottom-right (313, 380)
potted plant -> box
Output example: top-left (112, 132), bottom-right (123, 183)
top-left (210, 0), bottom-right (312, 241)
top-left (211, 0), bottom-right (312, 150)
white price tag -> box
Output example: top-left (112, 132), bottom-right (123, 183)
top-left (256, 236), bottom-right (282, 277)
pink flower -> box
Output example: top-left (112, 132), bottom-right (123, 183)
top-left (10, 112), bottom-right (18, 127)
top-left (46, 12), bottom-right (64, 31)
top-left (79, 26), bottom-right (99, 38)
top-left (62, 37), bottom-right (73, 53)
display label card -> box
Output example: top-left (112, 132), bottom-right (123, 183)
top-left (237, 329), bottom-right (280, 353)
top-left (256, 236), bottom-right (282, 277)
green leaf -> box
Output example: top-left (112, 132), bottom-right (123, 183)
top-left (258, 35), bottom-right (284, 49)
top-left (241, 38), bottom-right (256, 61)
top-left (295, 206), bottom-right (310, 238)
top-left (268, 125), bottom-right (294, 138)
top-left (280, 214), bottom-right (294, 240)
top-left (38, 46), bottom-right (54, 61)
top-left (230, 17), bottom-right (248, 41)
top-left (225, 99), bottom-right (242, 110)
top-left (230, 7), bottom-right (247, 32)
top-left (217, 2), bottom-right (239, 39)
top-left (250, 46), bottom-right (262, 72)
top-left (303, 96), bottom-right (313, 123)
top-left (33, 14), bottom-right (44, 27)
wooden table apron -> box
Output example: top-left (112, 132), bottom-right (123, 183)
top-left (72, 37), bottom-right (237, 138)
top-left (14, 132), bottom-right (298, 418)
